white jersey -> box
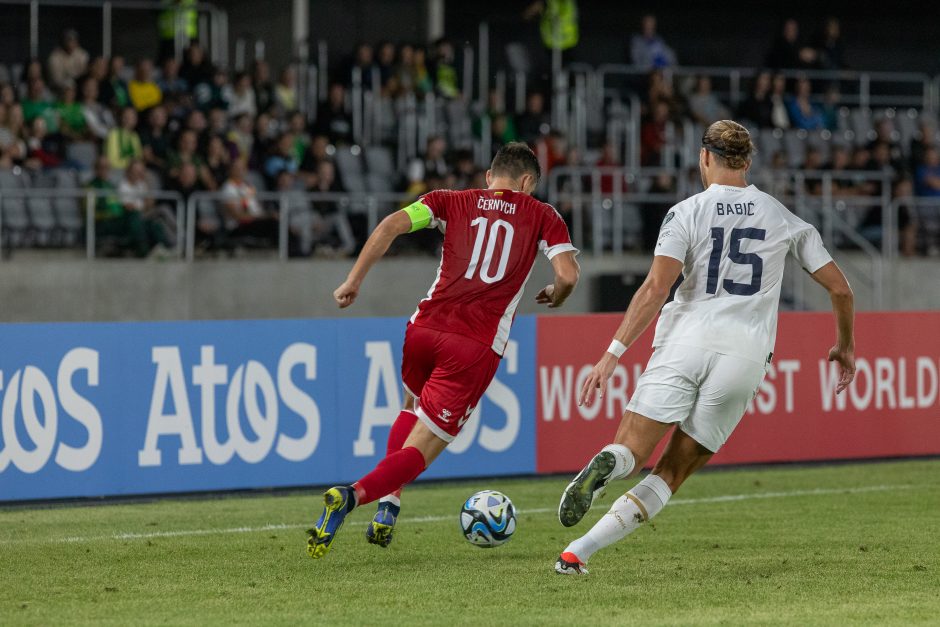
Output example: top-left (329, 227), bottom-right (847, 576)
top-left (653, 183), bottom-right (832, 365)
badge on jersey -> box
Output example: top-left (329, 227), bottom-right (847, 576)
top-left (661, 211), bottom-right (675, 227)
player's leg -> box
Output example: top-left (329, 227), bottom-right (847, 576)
top-left (558, 345), bottom-right (701, 528)
top-left (367, 392), bottom-right (419, 548)
top-left (556, 351), bottom-right (764, 574)
top-left (556, 426), bottom-right (710, 575)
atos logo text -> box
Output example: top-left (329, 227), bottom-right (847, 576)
top-left (0, 348), bottom-right (101, 474)
top-left (138, 343), bottom-right (320, 467)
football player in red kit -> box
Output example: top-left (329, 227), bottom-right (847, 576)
top-left (307, 143), bottom-right (580, 558)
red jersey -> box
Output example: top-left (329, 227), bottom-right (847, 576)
top-left (410, 188), bottom-right (576, 355)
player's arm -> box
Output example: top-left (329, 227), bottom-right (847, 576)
top-left (333, 202), bottom-right (427, 308)
top-left (808, 261), bottom-right (855, 393)
top-left (578, 255), bottom-right (683, 406)
top-left (535, 251), bottom-right (580, 308)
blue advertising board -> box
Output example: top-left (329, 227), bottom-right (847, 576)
top-left (0, 316), bottom-right (536, 502)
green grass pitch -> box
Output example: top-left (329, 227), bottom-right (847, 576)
top-left (1, 459), bottom-right (938, 626)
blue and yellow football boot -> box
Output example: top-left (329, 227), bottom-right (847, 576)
top-left (365, 500), bottom-right (400, 548)
top-left (306, 486), bottom-right (356, 559)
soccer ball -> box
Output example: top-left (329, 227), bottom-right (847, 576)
top-left (459, 490), bottom-right (516, 547)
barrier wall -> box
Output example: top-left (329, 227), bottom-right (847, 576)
top-left (2, 312), bottom-right (938, 502)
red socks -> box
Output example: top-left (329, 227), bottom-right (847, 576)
top-left (387, 410), bottom-right (418, 455)
top-left (353, 446), bottom-right (426, 506)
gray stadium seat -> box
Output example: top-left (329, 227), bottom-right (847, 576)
top-left (53, 169), bottom-right (84, 245)
top-left (366, 172), bottom-right (393, 194)
top-left (66, 142), bottom-right (98, 170)
top-left (759, 128), bottom-right (784, 164)
top-left (850, 108), bottom-right (875, 143)
top-left (245, 170), bottom-right (267, 192)
top-left (335, 146), bottom-right (365, 177)
top-left (0, 169), bottom-right (32, 247)
top-left (365, 146), bottom-right (395, 176)
top-left (783, 129), bottom-right (808, 168)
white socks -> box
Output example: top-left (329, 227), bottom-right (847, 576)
top-left (601, 443), bottom-right (636, 481)
top-left (564, 474), bottom-right (673, 563)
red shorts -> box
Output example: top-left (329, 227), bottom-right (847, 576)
top-left (401, 323), bottom-right (501, 442)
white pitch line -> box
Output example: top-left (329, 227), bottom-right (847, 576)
top-left (0, 483), bottom-right (912, 546)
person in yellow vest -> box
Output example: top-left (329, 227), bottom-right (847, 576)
top-left (540, 0), bottom-right (578, 51)
top-left (158, 0), bottom-right (198, 62)
top-left (106, 107), bottom-right (144, 170)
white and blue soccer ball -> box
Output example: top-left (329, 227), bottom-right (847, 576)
top-left (460, 490), bottom-right (516, 547)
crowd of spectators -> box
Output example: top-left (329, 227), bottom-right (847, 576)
top-left (2, 15), bottom-right (939, 258)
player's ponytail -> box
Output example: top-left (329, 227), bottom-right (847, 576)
top-left (702, 120), bottom-right (755, 170)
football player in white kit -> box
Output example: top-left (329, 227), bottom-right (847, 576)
top-left (554, 120), bottom-right (857, 575)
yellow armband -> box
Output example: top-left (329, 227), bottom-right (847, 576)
top-left (402, 201), bottom-right (433, 232)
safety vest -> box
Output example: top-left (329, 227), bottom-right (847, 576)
top-left (159, 0), bottom-right (198, 39)
top-left (540, 0), bottom-right (578, 51)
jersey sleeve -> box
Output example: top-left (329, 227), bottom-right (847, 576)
top-left (654, 206), bottom-right (691, 262)
top-left (538, 204), bottom-right (578, 259)
top-left (416, 190), bottom-right (448, 230)
top-left (789, 222), bottom-right (833, 273)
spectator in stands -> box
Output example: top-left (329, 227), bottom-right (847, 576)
top-left (89, 156), bottom-right (150, 257)
top-left (640, 172), bottom-right (676, 251)
top-left (769, 73), bottom-right (790, 129)
top-left (206, 107), bottom-right (233, 147)
top-left (180, 43), bottom-right (214, 90)
top-left (350, 43), bottom-right (378, 89)
top-left (220, 158), bottom-right (278, 246)
top-left (376, 41), bottom-right (397, 93)
top-left (802, 146), bottom-right (825, 195)
top-left (192, 68), bottom-right (229, 111)
top-left (106, 107), bottom-right (143, 170)
top-left (252, 60), bottom-right (275, 114)
top-left (21, 78), bottom-right (54, 127)
top-left (47, 29), bottom-right (88, 90)
top-left (205, 134), bottom-right (232, 187)
top-left (596, 139), bottom-right (624, 195)
top-left (0, 83), bottom-right (16, 107)
top-left (285, 111), bottom-right (309, 162)
top-left (85, 56), bottom-right (108, 87)
top-left (825, 145), bottom-right (855, 196)
top-left (118, 158), bottom-right (174, 253)
top-left (158, 57), bottom-right (189, 101)
top-left (183, 108), bottom-right (208, 143)
top-left (299, 134), bottom-right (331, 188)
top-left (646, 69), bottom-right (684, 120)
top-left (687, 76), bottom-right (730, 125)
top-left (737, 71), bottom-right (773, 128)
top-left (640, 99), bottom-right (670, 166)
top-left (56, 84), bottom-right (86, 140)
top-left (97, 56), bottom-right (129, 109)
top-left (309, 159), bottom-right (355, 257)
top-left (814, 17), bottom-right (846, 70)
top-left (422, 134), bottom-right (449, 180)
top-left (313, 83), bottom-right (353, 145)
top-left (263, 132), bottom-right (299, 188)
top-left (820, 84), bottom-right (841, 131)
top-left (431, 38), bottom-right (459, 99)
top-left (765, 19), bottom-right (817, 69)
top-left (915, 147), bottom-right (940, 197)
top-left (910, 119), bottom-right (937, 172)
top-left (401, 44), bottom-right (432, 96)
top-left (274, 66), bottom-right (297, 113)
top-left (868, 140), bottom-right (904, 179)
top-left (517, 91), bottom-right (550, 143)
top-left (452, 150), bottom-right (476, 189)
top-left (25, 117), bottom-right (64, 170)
top-left (128, 59), bottom-right (162, 112)
top-left (860, 178), bottom-right (916, 256)
top-left (0, 104), bottom-right (28, 165)
top-left (250, 111), bottom-right (276, 171)
top-left (630, 14), bottom-right (677, 70)
top-left (786, 77), bottom-right (824, 130)
top-left (168, 129), bottom-right (214, 190)
top-left (228, 72), bottom-right (256, 118)
top-left (228, 113), bottom-right (254, 163)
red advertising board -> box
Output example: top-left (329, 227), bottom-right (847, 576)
top-left (536, 312), bottom-right (940, 473)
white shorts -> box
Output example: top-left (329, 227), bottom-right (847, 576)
top-left (625, 344), bottom-right (767, 453)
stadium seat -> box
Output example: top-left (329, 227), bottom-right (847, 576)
top-left (335, 147), bottom-right (367, 194)
top-left (245, 170), bottom-right (267, 192)
top-left (27, 172), bottom-right (57, 245)
top-left (66, 142), bottom-right (98, 170)
top-left (783, 129), bottom-right (808, 168)
top-left (52, 169), bottom-right (84, 246)
top-left (0, 169), bottom-right (32, 248)
top-left (366, 172), bottom-right (394, 194)
top-left (850, 108), bottom-right (875, 143)
top-left (365, 146), bottom-right (395, 176)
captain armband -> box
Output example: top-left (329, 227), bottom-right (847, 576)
top-left (402, 201), bottom-right (434, 232)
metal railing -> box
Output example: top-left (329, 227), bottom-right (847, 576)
top-left (183, 190), bottom-right (414, 261)
top-left (0, 187), bottom-right (185, 260)
top-left (594, 64), bottom-right (937, 112)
